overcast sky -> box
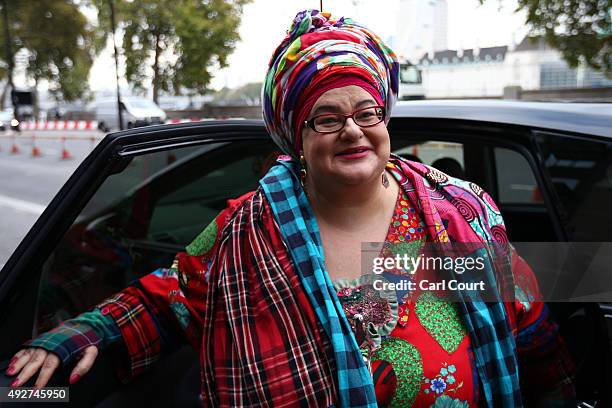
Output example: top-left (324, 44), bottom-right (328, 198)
top-left (86, 0), bottom-right (527, 93)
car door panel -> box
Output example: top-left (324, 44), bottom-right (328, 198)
top-left (0, 122), bottom-right (275, 406)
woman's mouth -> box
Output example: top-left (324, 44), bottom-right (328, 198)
top-left (336, 147), bottom-right (371, 159)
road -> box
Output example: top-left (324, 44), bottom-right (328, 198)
top-left (0, 129), bottom-right (103, 266)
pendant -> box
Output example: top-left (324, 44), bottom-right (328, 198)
top-left (382, 172), bottom-right (390, 188)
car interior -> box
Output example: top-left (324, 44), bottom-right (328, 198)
top-left (1, 120), bottom-right (610, 406)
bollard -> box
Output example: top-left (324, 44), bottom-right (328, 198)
top-left (31, 134), bottom-right (42, 157)
top-left (90, 136), bottom-right (96, 151)
top-left (60, 136), bottom-right (72, 160)
top-left (412, 145), bottom-right (419, 157)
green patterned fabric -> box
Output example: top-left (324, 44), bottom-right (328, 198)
top-left (371, 337), bottom-right (423, 407)
top-left (415, 292), bottom-right (467, 354)
top-left (186, 218), bottom-right (217, 256)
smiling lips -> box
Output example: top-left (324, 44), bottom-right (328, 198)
top-left (336, 146), bottom-right (372, 159)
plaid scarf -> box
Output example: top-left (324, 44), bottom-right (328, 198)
top-left (260, 156), bottom-right (522, 407)
top-left (260, 162), bottom-right (378, 407)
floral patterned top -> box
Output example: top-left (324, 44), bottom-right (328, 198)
top-left (334, 187), bottom-right (479, 408)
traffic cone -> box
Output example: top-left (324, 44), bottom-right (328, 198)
top-left (60, 137), bottom-right (72, 160)
top-left (10, 134), bottom-right (20, 154)
top-left (31, 135), bottom-right (42, 157)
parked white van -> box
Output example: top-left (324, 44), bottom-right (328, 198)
top-left (95, 97), bottom-right (167, 132)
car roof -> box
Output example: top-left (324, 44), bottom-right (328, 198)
top-left (392, 100), bottom-right (612, 138)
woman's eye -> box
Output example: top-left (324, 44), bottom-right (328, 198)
top-left (317, 117), bottom-right (340, 125)
top-left (356, 111), bottom-right (375, 121)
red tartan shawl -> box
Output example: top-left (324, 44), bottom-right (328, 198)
top-left (199, 190), bottom-right (339, 407)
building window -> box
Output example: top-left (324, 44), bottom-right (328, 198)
top-left (584, 68), bottom-right (612, 87)
top-left (540, 62), bottom-right (577, 89)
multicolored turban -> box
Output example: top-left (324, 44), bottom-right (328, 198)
top-left (262, 9), bottom-right (400, 159)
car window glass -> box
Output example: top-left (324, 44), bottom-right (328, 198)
top-left (495, 147), bottom-right (542, 205)
top-left (535, 132), bottom-right (612, 241)
top-left (147, 153), bottom-right (273, 245)
top-left (394, 141), bottom-right (466, 179)
top-left (79, 147), bottom-right (202, 219)
top-left (35, 140), bottom-right (278, 334)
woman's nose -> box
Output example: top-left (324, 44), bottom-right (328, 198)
top-left (340, 117), bottom-right (363, 140)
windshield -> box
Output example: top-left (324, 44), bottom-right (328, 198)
top-left (126, 99), bottom-right (160, 110)
top-left (400, 64), bottom-right (422, 84)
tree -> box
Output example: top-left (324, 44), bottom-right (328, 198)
top-left (19, 0), bottom-right (100, 102)
top-left (0, 0), bottom-right (99, 107)
top-left (482, 0), bottom-right (611, 77)
top-left (92, 0), bottom-right (251, 103)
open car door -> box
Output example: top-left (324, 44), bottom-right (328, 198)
top-left (0, 121), bottom-right (279, 406)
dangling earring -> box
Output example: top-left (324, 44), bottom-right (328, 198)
top-left (381, 171), bottom-right (390, 188)
top-left (300, 153), bottom-right (307, 189)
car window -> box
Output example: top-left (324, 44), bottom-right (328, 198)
top-left (534, 132), bottom-right (612, 241)
top-left (34, 139), bottom-right (278, 334)
top-left (495, 147), bottom-right (542, 205)
top-left (394, 141), bottom-right (466, 179)
top-left (391, 134), bottom-right (556, 241)
top-left (147, 153), bottom-right (273, 245)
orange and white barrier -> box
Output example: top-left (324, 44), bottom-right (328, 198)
top-left (166, 118), bottom-right (226, 124)
top-left (168, 118), bottom-right (204, 124)
top-left (20, 120), bottom-right (98, 131)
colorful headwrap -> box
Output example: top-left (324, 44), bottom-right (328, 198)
top-left (262, 9), bottom-right (400, 159)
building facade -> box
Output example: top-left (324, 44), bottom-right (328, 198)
top-left (418, 36), bottom-right (612, 98)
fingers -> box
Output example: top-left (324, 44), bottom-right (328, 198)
top-left (69, 346), bottom-right (98, 384)
top-left (8, 348), bottom-right (48, 387)
top-left (6, 348), bottom-right (28, 375)
top-left (33, 353), bottom-right (61, 389)
top-left (5, 345), bottom-right (99, 388)
top-left (6, 348), bottom-right (37, 382)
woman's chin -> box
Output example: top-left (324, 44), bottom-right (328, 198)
top-left (329, 169), bottom-right (381, 187)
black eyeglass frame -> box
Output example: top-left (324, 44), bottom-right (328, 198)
top-left (303, 105), bottom-right (386, 134)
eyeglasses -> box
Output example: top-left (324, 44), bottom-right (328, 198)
top-left (304, 105), bottom-right (386, 134)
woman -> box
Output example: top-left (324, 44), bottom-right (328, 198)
top-left (6, 10), bottom-right (574, 407)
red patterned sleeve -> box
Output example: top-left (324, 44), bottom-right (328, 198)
top-left (97, 192), bottom-right (255, 382)
top-left (505, 249), bottom-right (576, 405)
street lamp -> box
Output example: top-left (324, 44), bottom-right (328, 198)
top-left (108, 0), bottom-right (123, 130)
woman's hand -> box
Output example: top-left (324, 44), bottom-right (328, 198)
top-left (5, 346), bottom-right (98, 388)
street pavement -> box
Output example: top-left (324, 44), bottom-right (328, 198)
top-left (0, 129), bottom-right (104, 266)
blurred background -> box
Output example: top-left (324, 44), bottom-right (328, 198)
top-left (0, 0), bottom-right (610, 265)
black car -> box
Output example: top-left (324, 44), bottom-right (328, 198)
top-left (1, 100), bottom-right (611, 406)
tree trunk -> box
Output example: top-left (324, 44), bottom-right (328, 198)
top-left (0, 80), bottom-right (8, 110)
top-left (32, 77), bottom-right (39, 120)
top-left (152, 30), bottom-right (161, 104)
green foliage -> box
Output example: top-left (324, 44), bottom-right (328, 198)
top-left (0, 0), bottom-right (99, 101)
top-left (92, 0), bottom-right (251, 103)
top-left (481, 0), bottom-right (611, 77)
